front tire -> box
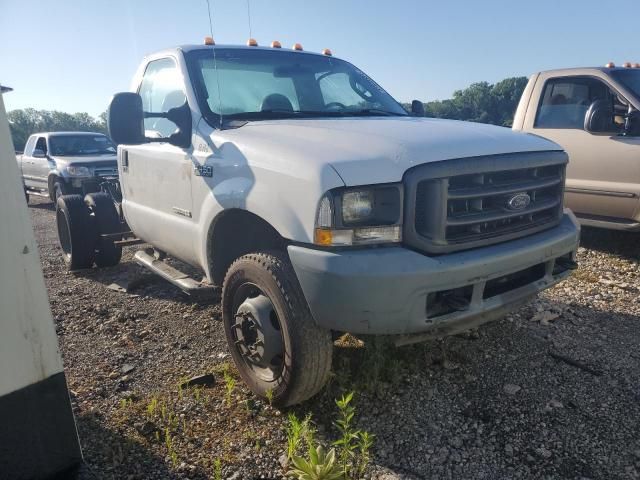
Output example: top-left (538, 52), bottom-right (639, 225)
top-left (222, 251), bottom-right (333, 406)
top-left (56, 195), bottom-right (96, 270)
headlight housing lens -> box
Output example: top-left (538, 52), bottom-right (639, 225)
top-left (66, 166), bottom-right (91, 177)
top-left (315, 185), bottom-right (402, 246)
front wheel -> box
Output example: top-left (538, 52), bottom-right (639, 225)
top-left (222, 251), bottom-right (333, 406)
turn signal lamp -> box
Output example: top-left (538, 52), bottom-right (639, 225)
top-left (204, 36), bottom-right (215, 45)
top-left (605, 62), bottom-right (615, 68)
top-left (271, 40), bottom-right (282, 48)
top-left (292, 43), bottom-right (303, 51)
top-left (247, 38), bottom-right (258, 46)
top-left (322, 48), bottom-right (332, 56)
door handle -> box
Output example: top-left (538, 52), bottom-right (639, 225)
top-left (122, 150), bottom-right (129, 172)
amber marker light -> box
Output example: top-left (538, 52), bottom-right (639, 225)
top-left (623, 62), bottom-right (632, 68)
top-left (322, 48), bottom-right (332, 56)
top-left (204, 36), bottom-right (215, 45)
top-left (314, 228), bottom-right (333, 246)
top-left (292, 43), bottom-right (303, 51)
top-left (605, 62), bottom-right (615, 68)
top-left (247, 38), bottom-right (258, 46)
top-left (271, 40), bottom-right (282, 48)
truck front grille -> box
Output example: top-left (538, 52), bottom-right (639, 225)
top-left (405, 151), bottom-right (567, 254)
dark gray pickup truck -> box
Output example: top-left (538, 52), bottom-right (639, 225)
top-left (17, 131), bottom-right (118, 203)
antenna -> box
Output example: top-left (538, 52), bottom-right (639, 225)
top-left (246, 0), bottom-right (253, 39)
top-left (206, 0), bottom-right (214, 38)
top-left (205, 0), bottom-right (223, 128)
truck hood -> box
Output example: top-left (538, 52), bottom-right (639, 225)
top-left (51, 154), bottom-right (117, 166)
top-left (234, 117), bottom-right (563, 185)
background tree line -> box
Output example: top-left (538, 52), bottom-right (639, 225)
top-left (403, 76), bottom-right (528, 126)
top-left (8, 109), bottom-right (108, 151)
top-left (7, 76), bottom-right (528, 151)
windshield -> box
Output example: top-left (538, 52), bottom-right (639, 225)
top-left (611, 69), bottom-right (640, 100)
top-left (49, 135), bottom-right (116, 156)
top-left (186, 48), bottom-right (407, 125)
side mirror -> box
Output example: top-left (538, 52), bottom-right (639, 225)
top-left (32, 149), bottom-right (45, 158)
top-left (411, 100), bottom-right (425, 117)
top-left (108, 92), bottom-right (145, 145)
top-left (107, 92), bottom-right (192, 148)
top-left (584, 99), bottom-right (616, 134)
top-left (625, 110), bottom-right (640, 136)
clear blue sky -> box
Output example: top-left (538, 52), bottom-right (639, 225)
top-left (1, 0), bottom-right (638, 117)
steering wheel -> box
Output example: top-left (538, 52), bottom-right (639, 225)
top-left (325, 102), bottom-right (347, 111)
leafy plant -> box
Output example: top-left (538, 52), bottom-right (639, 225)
top-left (332, 392), bottom-right (375, 480)
top-left (223, 368), bottom-right (236, 407)
top-left (265, 387), bottom-right (274, 406)
top-left (147, 396), bottom-right (159, 417)
top-left (287, 445), bottom-right (344, 480)
top-left (213, 458), bottom-right (222, 480)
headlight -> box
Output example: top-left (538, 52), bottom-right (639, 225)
top-left (66, 166), bottom-right (91, 177)
top-left (314, 185), bottom-right (402, 246)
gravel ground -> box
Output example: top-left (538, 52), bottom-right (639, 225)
top-left (28, 196), bottom-right (640, 480)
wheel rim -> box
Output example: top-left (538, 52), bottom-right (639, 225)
top-left (231, 283), bottom-right (285, 382)
top-left (56, 209), bottom-right (72, 260)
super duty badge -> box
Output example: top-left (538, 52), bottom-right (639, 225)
top-left (194, 164), bottom-right (213, 177)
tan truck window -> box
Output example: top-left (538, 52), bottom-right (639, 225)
top-left (535, 77), bottom-right (610, 129)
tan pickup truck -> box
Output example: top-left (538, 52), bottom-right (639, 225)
top-left (513, 64), bottom-right (640, 231)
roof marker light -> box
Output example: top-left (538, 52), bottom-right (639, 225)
top-left (247, 38), bottom-right (258, 46)
top-left (271, 40), bottom-right (282, 48)
top-left (322, 48), bottom-right (332, 56)
top-left (605, 62), bottom-right (615, 68)
top-left (292, 43), bottom-right (303, 51)
top-left (623, 62), bottom-right (632, 68)
top-left (204, 36), bottom-right (215, 45)
top-left (633, 63), bottom-right (640, 68)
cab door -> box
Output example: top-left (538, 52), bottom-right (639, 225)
top-left (23, 136), bottom-right (49, 189)
top-left (120, 56), bottom-right (198, 265)
top-left (531, 75), bottom-right (640, 221)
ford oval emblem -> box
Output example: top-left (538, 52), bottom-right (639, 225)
top-left (506, 192), bottom-right (531, 211)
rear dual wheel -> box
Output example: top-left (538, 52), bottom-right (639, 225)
top-left (55, 193), bottom-right (122, 270)
top-left (56, 195), bottom-right (96, 270)
top-left (222, 251), bottom-right (333, 407)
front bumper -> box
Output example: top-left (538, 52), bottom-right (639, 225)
top-left (288, 210), bottom-right (580, 337)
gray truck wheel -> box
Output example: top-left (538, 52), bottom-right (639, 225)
top-left (84, 192), bottom-right (122, 267)
top-left (52, 180), bottom-right (65, 203)
top-left (56, 195), bottom-right (96, 270)
top-left (222, 251), bottom-right (333, 406)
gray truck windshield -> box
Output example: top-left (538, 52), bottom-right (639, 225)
top-left (186, 48), bottom-right (407, 125)
top-left (611, 69), bottom-right (640, 100)
top-left (49, 135), bottom-right (115, 156)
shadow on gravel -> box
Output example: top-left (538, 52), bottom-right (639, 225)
top-left (28, 201), bottom-right (55, 210)
top-left (72, 261), bottom-right (220, 305)
top-left (76, 414), bottom-right (209, 480)
top-left (580, 227), bottom-right (640, 260)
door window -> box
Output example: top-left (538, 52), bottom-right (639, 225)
top-left (138, 57), bottom-right (187, 138)
top-left (535, 77), bottom-right (617, 129)
top-left (35, 137), bottom-right (47, 154)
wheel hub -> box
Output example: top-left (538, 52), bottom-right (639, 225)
top-left (233, 294), bottom-right (283, 372)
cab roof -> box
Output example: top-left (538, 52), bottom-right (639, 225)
top-left (149, 44), bottom-right (336, 59)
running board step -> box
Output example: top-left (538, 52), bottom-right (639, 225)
top-left (26, 190), bottom-right (50, 198)
top-left (133, 250), bottom-right (218, 298)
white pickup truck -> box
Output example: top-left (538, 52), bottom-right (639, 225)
top-left (17, 131), bottom-right (118, 203)
top-left (56, 41), bottom-right (580, 405)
